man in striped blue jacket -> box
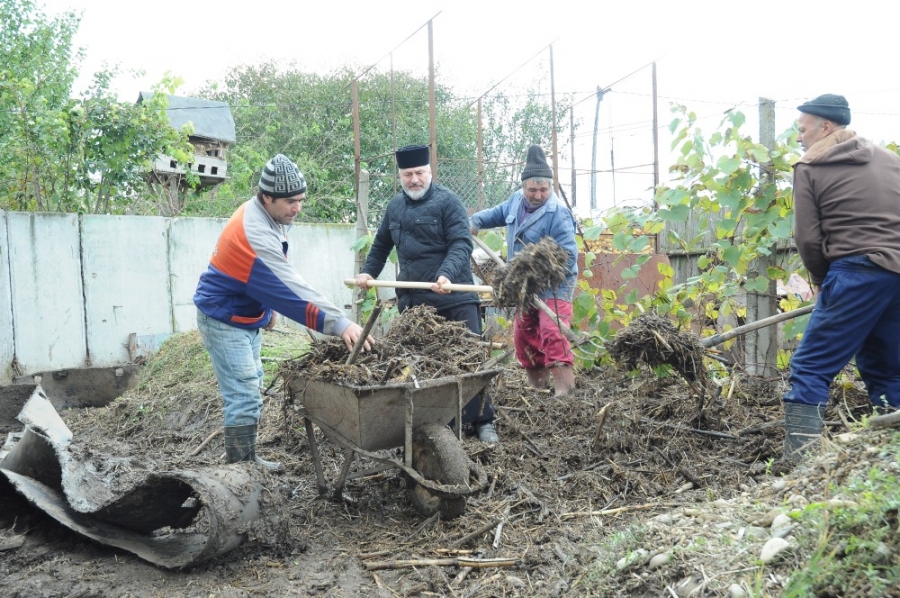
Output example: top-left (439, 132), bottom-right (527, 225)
top-left (194, 154), bottom-right (371, 470)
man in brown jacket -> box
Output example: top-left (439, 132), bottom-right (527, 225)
top-left (783, 93), bottom-right (900, 460)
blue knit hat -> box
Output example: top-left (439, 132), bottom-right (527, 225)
top-left (797, 94), bottom-right (851, 126)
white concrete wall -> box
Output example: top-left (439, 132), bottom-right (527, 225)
top-left (6, 212), bottom-right (87, 378)
top-left (82, 215), bottom-right (172, 365)
top-left (0, 210), bottom-right (360, 384)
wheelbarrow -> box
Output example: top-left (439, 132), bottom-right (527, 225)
top-left (289, 368), bottom-right (502, 519)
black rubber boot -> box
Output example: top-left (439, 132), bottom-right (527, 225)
top-left (224, 424), bottom-right (283, 472)
top-left (783, 402), bottom-right (826, 461)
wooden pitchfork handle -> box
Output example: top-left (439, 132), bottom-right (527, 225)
top-left (344, 279), bottom-right (493, 294)
top-left (700, 304), bottom-right (814, 348)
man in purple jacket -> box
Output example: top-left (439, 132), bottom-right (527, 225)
top-left (783, 94), bottom-right (900, 459)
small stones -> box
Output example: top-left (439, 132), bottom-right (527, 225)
top-left (648, 552), bottom-right (671, 569)
top-left (749, 509), bottom-right (780, 527)
top-left (616, 548), bottom-right (649, 571)
top-left (674, 575), bottom-right (704, 597)
top-left (651, 513), bottom-right (675, 525)
top-left (770, 513), bottom-right (792, 530)
top-left (760, 537), bottom-right (791, 563)
top-left (728, 583), bottom-right (748, 597)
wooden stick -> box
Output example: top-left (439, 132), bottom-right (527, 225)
top-left (493, 505), bottom-right (512, 549)
top-left (478, 348), bottom-right (514, 371)
top-left (591, 403), bottom-right (612, 452)
top-left (0, 535), bottom-right (25, 552)
top-left (364, 557), bottom-right (518, 571)
top-left (700, 304), bottom-right (814, 348)
top-left (451, 518), bottom-right (504, 548)
top-left (868, 410), bottom-right (900, 430)
top-left (346, 301), bottom-right (382, 366)
top-left (189, 427), bottom-right (222, 457)
top-left (451, 550), bottom-right (482, 587)
top-left (345, 279), bottom-right (492, 294)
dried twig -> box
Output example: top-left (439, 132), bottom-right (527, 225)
top-left (364, 557), bottom-right (518, 571)
top-left (592, 403), bottom-right (612, 452)
top-left (188, 427), bottom-right (222, 457)
top-left (451, 518), bottom-right (504, 548)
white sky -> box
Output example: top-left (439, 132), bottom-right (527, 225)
top-left (40, 0), bottom-right (900, 216)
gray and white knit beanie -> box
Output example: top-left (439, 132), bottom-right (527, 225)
top-left (258, 154), bottom-right (307, 198)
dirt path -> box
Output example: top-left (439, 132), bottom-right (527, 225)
top-left (0, 329), bottom-right (874, 597)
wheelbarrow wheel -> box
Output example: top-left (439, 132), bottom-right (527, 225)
top-left (407, 424), bottom-right (469, 520)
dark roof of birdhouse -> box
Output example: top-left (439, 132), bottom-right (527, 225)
top-left (137, 92), bottom-right (236, 143)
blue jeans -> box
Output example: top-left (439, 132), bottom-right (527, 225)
top-left (785, 256), bottom-right (900, 408)
top-left (196, 309), bottom-right (264, 426)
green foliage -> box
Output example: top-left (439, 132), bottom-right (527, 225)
top-left (783, 437), bottom-right (900, 596)
top-left (0, 0), bottom-right (193, 213)
top-left (0, 0), bottom-right (81, 210)
top-left (573, 103), bottom-right (814, 367)
top-left (196, 64), bottom-right (473, 222)
top-left (196, 64), bottom-right (567, 221)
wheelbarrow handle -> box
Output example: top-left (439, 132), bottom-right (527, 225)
top-left (344, 279), bottom-right (493, 294)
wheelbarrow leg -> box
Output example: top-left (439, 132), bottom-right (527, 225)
top-left (402, 390), bottom-right (413, 469)
top-left (455, 381), bottom-right (464, 441)
top-left (303, 417), bottom-right (328, 495)
top-left (333, 448), bottom-right (356, 500)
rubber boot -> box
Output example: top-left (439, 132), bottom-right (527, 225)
top-left (551, 365), bottom-right (576, 397)
top-left (525, 367), bottom-right (550, 389)
top-left (474, 421), bottom-right (500, 444)
top-left (783, 402), bottom-right (826, 461)
top-left (224, 424), bottom-right (283, 472)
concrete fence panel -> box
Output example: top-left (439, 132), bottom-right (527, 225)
top-left (82, 215), bottom-right (173, 365)
top-left (6, 212), bottom-right (87, 376)
top-left (168, 217), bottom-right (228, 332)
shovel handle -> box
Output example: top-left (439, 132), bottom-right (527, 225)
top-left (700, 304), bottom-right (814, 348)
top-left (344, 279), bottom-right (493, 294)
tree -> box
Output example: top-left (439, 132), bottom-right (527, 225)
top-left (194, 64), bottom-right (568, 221)
top-left (0, 0), bottom-right (81, 210)
top-left (0, 0), bottom-right (193, 213)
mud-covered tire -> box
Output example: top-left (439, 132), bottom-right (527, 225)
top-left (407, 424), bottom-right (469, 519)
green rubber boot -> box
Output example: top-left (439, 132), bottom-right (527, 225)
top-left (224, 424), bottom-right (283, 472)
top-left (783, 402), bottom-right (825, 461)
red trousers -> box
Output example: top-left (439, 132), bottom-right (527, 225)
top-left (514, 299), bottom-right (574, 369)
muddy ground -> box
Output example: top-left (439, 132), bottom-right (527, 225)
top-left (0, 322), bottom-right (876, 597)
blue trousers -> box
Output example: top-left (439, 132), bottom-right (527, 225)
top-left (785, 256), bottom-right (900, 408)
top-left (196, 309), bottom-right (264, 426)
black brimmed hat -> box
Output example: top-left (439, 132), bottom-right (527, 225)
top-left (395, 145), bottom-right (430, 169)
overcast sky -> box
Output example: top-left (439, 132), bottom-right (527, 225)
top-left (40, 0), bottom-right (900, 215)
